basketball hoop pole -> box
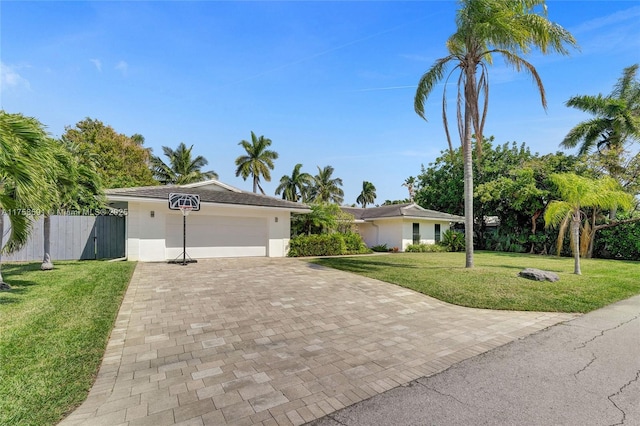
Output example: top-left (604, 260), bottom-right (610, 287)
top-left (168, 193), bottom-right (199, 265)
top-left (182, 209), bottom-right (187, 265)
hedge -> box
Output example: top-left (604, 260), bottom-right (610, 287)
top-left (288, 233), bottom-right (370, 257)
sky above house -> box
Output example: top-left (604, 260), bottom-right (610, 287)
top-left (1, 1), bottom-right (639, 205)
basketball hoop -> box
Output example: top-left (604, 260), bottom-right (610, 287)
top-left (168, 193), bottom-right (200, 265)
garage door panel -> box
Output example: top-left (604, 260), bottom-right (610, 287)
top-left (166, 215), bottom-right (267, 258)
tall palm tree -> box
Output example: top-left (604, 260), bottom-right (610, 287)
top-left (414, 0), bottom-right (577, 268)
top-left (310, 165), bottom-right (344, 204)
top-left (235, 132), bottom-right (278, 194)
top-left (151, 142), bottom-right (217, 185)
top-left (275, 163), bottom-right (312, 202)
top-left (561, 64), bottom-right (640, 179)
top-left (544, 173), bottom-right (633, 275)
top-left (357, 181), bottom-right (377, 208)
top-left (0, 112), bottom-right (54, 288)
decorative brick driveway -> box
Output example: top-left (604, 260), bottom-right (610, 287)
top-left (60, 258), bottom-right (576, 426)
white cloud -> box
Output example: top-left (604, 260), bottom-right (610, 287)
top-left (90, 59), bottom-right (102, 72)
top-left (0, 62), bottom-right (31, 91)
top-left (115, 60), bottom-right (128, 75)
top-left (571, 6), bottom-right (640, 34)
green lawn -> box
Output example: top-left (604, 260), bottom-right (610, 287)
top-left (0, 261), bottom-right (136, 426)
top-left (310, 251), bottom-right (640, 313)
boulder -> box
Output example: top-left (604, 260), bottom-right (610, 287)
top-left (519, 268), bottom-right (560, 282)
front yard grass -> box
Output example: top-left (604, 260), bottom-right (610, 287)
top-left (310, 251), bottom-right (640, 313)
top-left (0, 260), bottom-right (136, 426)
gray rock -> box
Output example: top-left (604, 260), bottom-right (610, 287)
top-left (519, 268), bottom-right (560, 282)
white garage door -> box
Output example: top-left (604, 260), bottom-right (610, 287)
top-left (166, 214), bottom-right (268, 258)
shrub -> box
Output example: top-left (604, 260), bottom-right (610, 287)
top-left (371, 244), bottom-right (388, 252)
top-left (593, 220), bottom-right (640, 261)
top-left (288, 233), bottom-right (374, 257)
top-left (342, 232), bottom-right (370, 254)
top-left (406, 243), bottom-right (447, 253)
top-left (440, 229), bottom-right (465, 252)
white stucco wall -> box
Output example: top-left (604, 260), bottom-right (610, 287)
top-left (353, 219), bottom-right (452, 252)
top-left (124, 200), bottom-right (293, 261)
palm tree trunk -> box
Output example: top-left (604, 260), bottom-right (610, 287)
top-left (572, 211), bottom-right (582, 275)
top-left (0, 211), bottom-right (9, 289)
top-left (463, 66), bottom-right (475, 268)
top-left (41, 214), bottom-right (54, 270)
top-left (253, 175), bottom-right (258, 193)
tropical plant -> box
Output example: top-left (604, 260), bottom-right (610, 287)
top-left (440, 229), bottom-right (465, 252)
top-left (561, 64), bottom-right (640, 178)
top-left (402, 177), bottom-right (417, 202)
top-left (544, 173), bottom-right (633, 275)
top-left (414, 0), bottom-right (577, 268)
top-left (41, 139), bottom-right (104, 270)
top-left (235, 131), bottom-right (278, 194)
top-left (151, 142), bottom-right (217, 185)
top-left (0, 112), bottom-right (55, 288)
top-left (356, 181), bottom-right (377, 208)
top-left (275, 163), bottom-right (312, 202)
top-left (309, 165), bottom-right (344, 204)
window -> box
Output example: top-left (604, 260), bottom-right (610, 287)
top-left (413, 223), bottom-right (420, 244)
top-left (435, 224), bottom-right (441, 243)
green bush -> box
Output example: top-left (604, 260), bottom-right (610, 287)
top-left (342, 232), bottom-right (370, 254)
top-left (593, 220), bottom-right (640, 261)
top-left (440, 229), bottom-right (465, 252)
top-left (371, 244), bottom-right (388, 252)
top-left (288, 234), bottom-right (342, 257)
top-left (288, 233), bottom-right (371, 257)
top-left (406, 243), bottom-right (447, 253)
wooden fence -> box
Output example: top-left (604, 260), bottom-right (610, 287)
top-left (2, 215), bottom-right (125, 262)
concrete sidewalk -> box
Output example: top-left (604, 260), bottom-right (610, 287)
top-left (60, 258), bottom-right (576, 426)
top-left (310, 294), bottom-right (640, 426)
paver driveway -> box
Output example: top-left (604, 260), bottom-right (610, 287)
top-left (60, 258), bottom-right (576, 426)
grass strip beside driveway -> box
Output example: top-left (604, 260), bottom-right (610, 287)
top-left (0, 261), bottom-right (136, 426)
top-left (310, 252), bottom-right (640, 313)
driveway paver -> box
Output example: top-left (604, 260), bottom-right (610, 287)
top-left (60, 258), bottom-right (576, 426)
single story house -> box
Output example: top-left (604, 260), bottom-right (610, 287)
top-left (106, 180), bottom-right (309, 261)
top-left (341, 203), bottom-right (464, 251)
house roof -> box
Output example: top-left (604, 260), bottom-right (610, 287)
top-left (105, 180), bottom-right (310, 211)
top-left (341, 203), bottom-right (464, 222)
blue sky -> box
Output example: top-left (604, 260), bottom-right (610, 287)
top-left (2, 1), bottom-right (639, 205)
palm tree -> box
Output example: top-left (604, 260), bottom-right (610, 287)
top-left (414, 0), bottom-right (577, 268)
top-left (310, 165), bottom-right (344, 204)
top-left (151, 142), bottom-right (217, 185)
top-left (235, 132), bottom-right (278, 194)
top-left (0, 112), bottom-right (54, 288)
top-left (561, 64), bottom-right (640, 179)
top-left (357, 181), bottom-right (377, 208)
top-left (275, 163), bottom-right (312, 202)
top-left (544, 173), bottom-right (633, 275)
top-left (402, 176), bottom-right (416, 202)
top-left (42, 140), bottom-right (104, 270)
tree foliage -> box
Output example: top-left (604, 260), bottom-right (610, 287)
top-left (275, 163), bottom-right (312, 202)
top-left (414, 0), bottom-right (577, 268)
top-left (544, 173), bottom-right (633, 274)
top-left (0, 112), bottom-right (57, 286)
top-left (309, 165), bottom-right (344, 204)
top-left (561, 64), bottom-right (640, 167)
top-left (356, 181), bottom-right (377, 208)
top-left (151, 142), bottom-right (217, 185)
top-left (62, 118), bottom-right (155, 188)
top-left (235, 131), bottom-right (278, 194)
top-left (415, 140), bottom-right (584, 253)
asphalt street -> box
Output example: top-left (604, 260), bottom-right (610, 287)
top-left (309, 294), bottom-right (640, 426)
